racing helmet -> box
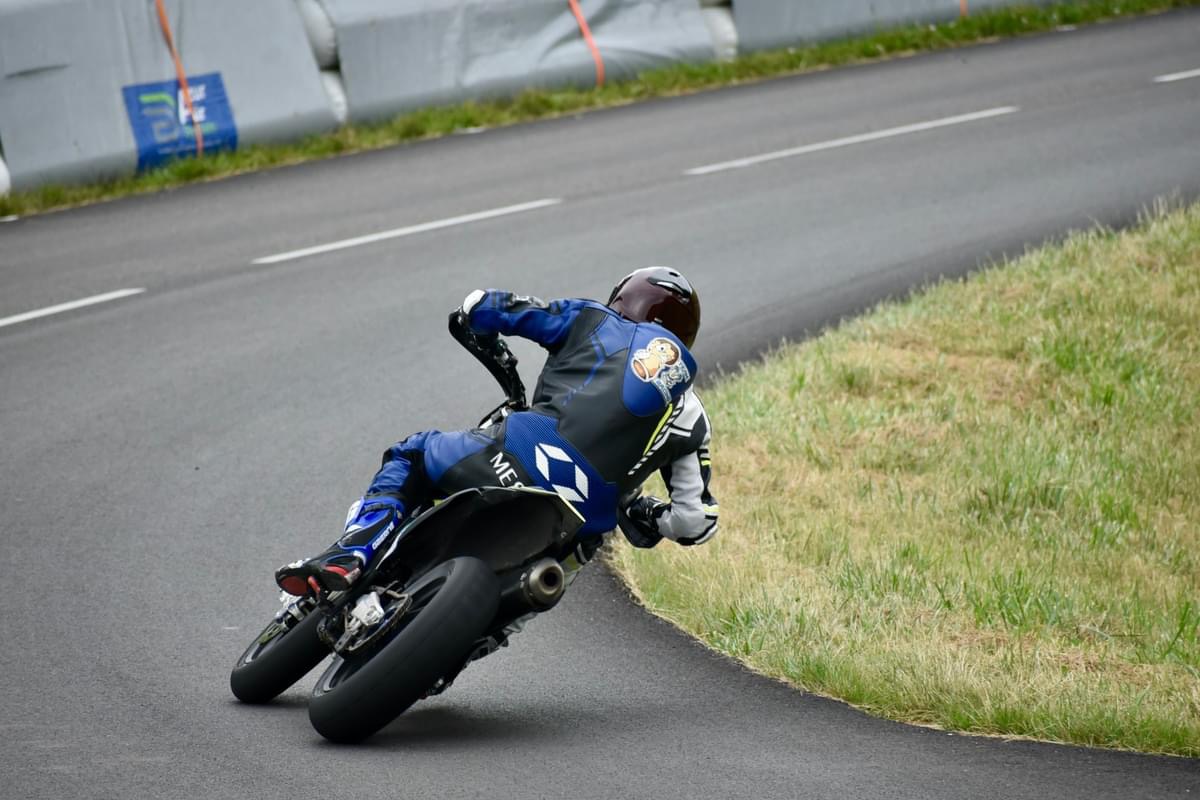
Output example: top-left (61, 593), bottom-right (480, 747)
top-left (607, 267), bottom-right (701, 349)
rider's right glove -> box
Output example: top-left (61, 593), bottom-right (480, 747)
top-left (617, 495), bottom-right (667, 549)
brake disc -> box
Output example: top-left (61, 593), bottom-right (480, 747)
top-left (335, 590), bottom-right (413, 655)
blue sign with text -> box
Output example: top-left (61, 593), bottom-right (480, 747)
top-left (122, 72), bottom-right (237, 171)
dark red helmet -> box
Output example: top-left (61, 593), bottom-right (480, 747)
top-left (607, 267), bottom-right (701, 349)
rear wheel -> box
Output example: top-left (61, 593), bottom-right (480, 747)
top-left (307, 557), bottom-right (499, 743)
top-left (230, 598), bottom-right (329, 704)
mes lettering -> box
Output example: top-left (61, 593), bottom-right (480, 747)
top-left (490, 452), bottom-right (524, 488)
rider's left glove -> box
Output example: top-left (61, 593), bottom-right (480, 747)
top-left (617, 495), bottom-right (668, 549)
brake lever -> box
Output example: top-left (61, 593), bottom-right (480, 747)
top-left (478, 398), bottom-right (528, 428)
top-left (492, 339), bottom-right (527, 409)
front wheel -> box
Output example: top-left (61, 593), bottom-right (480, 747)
top-left (307, 556), bottom-right (499, 743)
top-left (230, 597), bottom-right (329, 704)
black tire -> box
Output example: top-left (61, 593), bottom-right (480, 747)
top-left (230, 602), bottom-right (329, 704)
top-left (307, 557), bottom-right (499, 743)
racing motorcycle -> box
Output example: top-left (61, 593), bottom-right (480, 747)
top-left (230, 316), bottom-right (592, 743)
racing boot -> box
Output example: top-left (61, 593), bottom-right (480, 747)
top-left (275, 495), bottom-right (405, 597)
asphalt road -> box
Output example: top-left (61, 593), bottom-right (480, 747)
top-left (2, 11), bottom-right (1199, 799)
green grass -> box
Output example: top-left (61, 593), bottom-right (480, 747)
top-left (611, 202), bottom-right (1200, 757)
top-left (3, 0), bottom-right (1197, 217)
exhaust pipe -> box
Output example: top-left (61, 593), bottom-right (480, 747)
top-left (521, 558), bottom-right (566, 610)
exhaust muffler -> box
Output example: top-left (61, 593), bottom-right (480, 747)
top-left (520, 558), bottom-right (566, 610)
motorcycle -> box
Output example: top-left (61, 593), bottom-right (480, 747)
top-left (230, 316), bottom-right (592, 743)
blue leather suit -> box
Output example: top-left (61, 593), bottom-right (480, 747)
top-left (362, 291), bottom-right (717, 542)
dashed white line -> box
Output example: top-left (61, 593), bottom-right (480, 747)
top-left (0, 288), bottom-right (146, 330)
top-left (1, 215), bottom-right (19, 223)
top-left (1153, 68), bottom-right (1200, 84)
top-left (252, 198), bottom-right (564, 265)
top-left (684, 106), bottom-right (1021, 176)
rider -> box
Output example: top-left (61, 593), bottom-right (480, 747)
top-left (276, 267), bottom-right (719, 598)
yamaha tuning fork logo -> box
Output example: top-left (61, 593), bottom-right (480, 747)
top-left (534, 442), bottom-right (589, 504)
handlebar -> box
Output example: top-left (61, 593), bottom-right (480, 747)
top-left (448, 310), bottom-right (528, 421)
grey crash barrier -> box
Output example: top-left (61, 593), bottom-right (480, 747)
top-left (731, 0), bottom-right (1059, 53)
top-left (962, 0), bottom-right (1058, 9)
top-left (733, 0), bottom-right (962, 52)
top-left (0, 0), bottom-right (336, 191)
top-left (316, 0), bottom-right (715, 123)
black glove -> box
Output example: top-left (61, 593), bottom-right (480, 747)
top-left (617, 495), bottom-right (668, 549)
top-left (448, 309), bottom-right (495, 350)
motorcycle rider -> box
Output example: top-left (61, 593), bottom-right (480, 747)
top-left (276, 267), bottom-right (719, 598)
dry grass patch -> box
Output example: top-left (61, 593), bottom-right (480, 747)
top-left (612, 203), bottom-right (1200, 756)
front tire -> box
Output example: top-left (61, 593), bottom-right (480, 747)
top-left (307, 557), bottom-right (499, 743)
top-left (230, 600), bottom-right (328, 704)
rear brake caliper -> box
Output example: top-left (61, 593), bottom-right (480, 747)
top-left (328, 585), bottom-right (412, 656)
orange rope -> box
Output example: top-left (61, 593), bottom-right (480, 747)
top-left (154, 0), bottom-right (204, 156)
top-left (567, 0), bottom-right (605, 88)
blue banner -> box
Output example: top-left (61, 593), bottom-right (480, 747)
top-left (122, 72), bottom-right (237, 171)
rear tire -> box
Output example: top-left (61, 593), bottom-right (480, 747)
top-left (230, 602), bottom-right (328, 704)
top-left (307, 557), bottom-right (499, 743)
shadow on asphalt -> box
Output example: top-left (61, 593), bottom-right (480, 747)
top-left (225, 691), bottom-right (310, 713)
top-left (361, 695), bottom-right (667, 751)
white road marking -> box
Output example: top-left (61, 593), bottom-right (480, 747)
top-left (684, 106), bottom-right (1021, 176)
top-left (0, 288), bottom-right (146, 330)
top-left (252, 197), bottom-right (564, 265)
top-left (1, 215), bottom-right (19, 223)
top-left (1153, 68), bottom-right (1200, 84)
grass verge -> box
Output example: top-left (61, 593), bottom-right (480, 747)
top-left (2, 0), bottom-right (1197, 217)
top-left (611, 202), bottom-right (1200, 757)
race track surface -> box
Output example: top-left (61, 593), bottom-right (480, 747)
top-left (2, 11), bottom-right (1198, 799)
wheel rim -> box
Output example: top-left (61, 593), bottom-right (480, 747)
top-left (237, 598), bottom-right (317, 668)
top-left (314, 565), bottom-right (451, 694)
